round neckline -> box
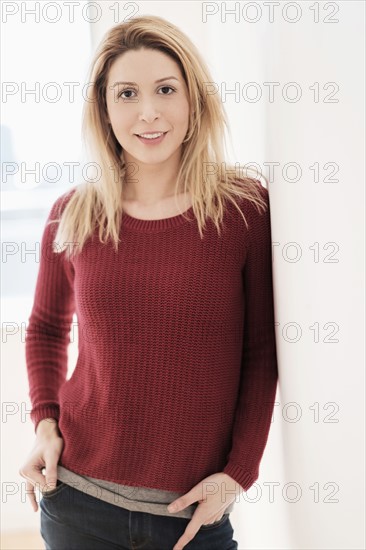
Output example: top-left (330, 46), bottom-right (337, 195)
top-left (121, 205), bottom-right (195, 232)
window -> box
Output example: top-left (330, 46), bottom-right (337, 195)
top-left (1, 2), bottom-right (92, 312)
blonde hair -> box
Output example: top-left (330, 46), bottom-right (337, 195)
top-left (51, 15), bottom-right (268, 258)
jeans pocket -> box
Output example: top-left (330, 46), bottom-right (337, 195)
top-left (41, 479), bottom-right (67, 499)
top-left (199, 513), bottom-right (230, 530)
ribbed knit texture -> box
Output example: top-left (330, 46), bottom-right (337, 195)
top-left (25, 180), bottom-right (278, 493)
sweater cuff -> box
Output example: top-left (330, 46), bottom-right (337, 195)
top-left (31, 405), bottom-right (60, 434)
top-left (223, 462), bottom-right (258, 492)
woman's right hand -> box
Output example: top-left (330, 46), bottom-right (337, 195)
top-left (19, 418), bottom-right (64, 512)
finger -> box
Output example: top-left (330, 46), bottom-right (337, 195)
top-left (169, 483), bottom-right (200, 513)
top-left (172, 517), bottom-right (202, 550)
top-left (43, 454), bottom-right (58, 491)
top-left (20, 465), bottom-right (47, 494)
top-left (25, 479), bottom-right (38, 512)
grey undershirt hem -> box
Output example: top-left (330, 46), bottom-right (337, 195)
top-left (56, 465), bottom-right (235, 520)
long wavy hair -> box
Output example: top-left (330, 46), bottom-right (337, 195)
top-left (51, 15), bottom-right (268, 258)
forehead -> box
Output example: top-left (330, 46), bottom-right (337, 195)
top-left (107, 48), bottom-right (182, 85)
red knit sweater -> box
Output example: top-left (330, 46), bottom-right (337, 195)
top-left (25, 181), bottom-right (278, 493)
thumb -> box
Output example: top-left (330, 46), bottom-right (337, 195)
top-left (167, 486), bottom-right (199, 513)
top-left (43, 456), bottom-right (58, 492)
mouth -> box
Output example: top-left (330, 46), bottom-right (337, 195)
top-left (135, 131), bottom-right (168, 144)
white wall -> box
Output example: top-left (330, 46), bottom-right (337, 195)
top-left (263, 1), bottom-right (365, 548)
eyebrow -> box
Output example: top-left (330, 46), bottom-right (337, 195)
top-left (111, 76), bottom-right (179, 87)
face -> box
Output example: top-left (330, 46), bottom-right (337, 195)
top-left (105, 48), bottom-right (190, 169)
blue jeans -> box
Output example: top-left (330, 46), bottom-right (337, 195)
top-left (40, 479), bottom-right (238, 549)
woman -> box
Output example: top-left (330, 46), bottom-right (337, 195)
top-left (19, 15), bottom-right (278, 550)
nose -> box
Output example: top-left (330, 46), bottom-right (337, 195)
top-left (138, 97), bottom-right (161, 123)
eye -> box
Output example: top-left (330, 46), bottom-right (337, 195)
top-left (158, 86), bottom-right (176, 95)
top-left (117, 85), bottom-right (176, 99)
top-left (117, 88), bottom-right (136, 99)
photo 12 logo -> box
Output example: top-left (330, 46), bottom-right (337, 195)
top-left (201, 2), bottom-right (340, 24)
top-left (1, 1), bottom-right (140, 25)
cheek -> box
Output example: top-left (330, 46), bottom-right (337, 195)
top-left (169, 102), bottom-right (190, 131)
top-left (108, 108), bottom-right (133, 135)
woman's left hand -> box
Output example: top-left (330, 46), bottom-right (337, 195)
top-left (167, 472), bottom-right (243, 550)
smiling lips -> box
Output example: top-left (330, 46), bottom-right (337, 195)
top-left (136, 131), bottom-right (168, 137)
top-left (135, 131), bottom-right (168, 144)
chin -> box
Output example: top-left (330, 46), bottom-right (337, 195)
top-left (131, 149), bottom-right (175, 163)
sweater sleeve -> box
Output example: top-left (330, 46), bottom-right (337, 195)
top-left (25, 191), bottom-right (76, 433)
top-left (223, 183), bottom-right (278, 491)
